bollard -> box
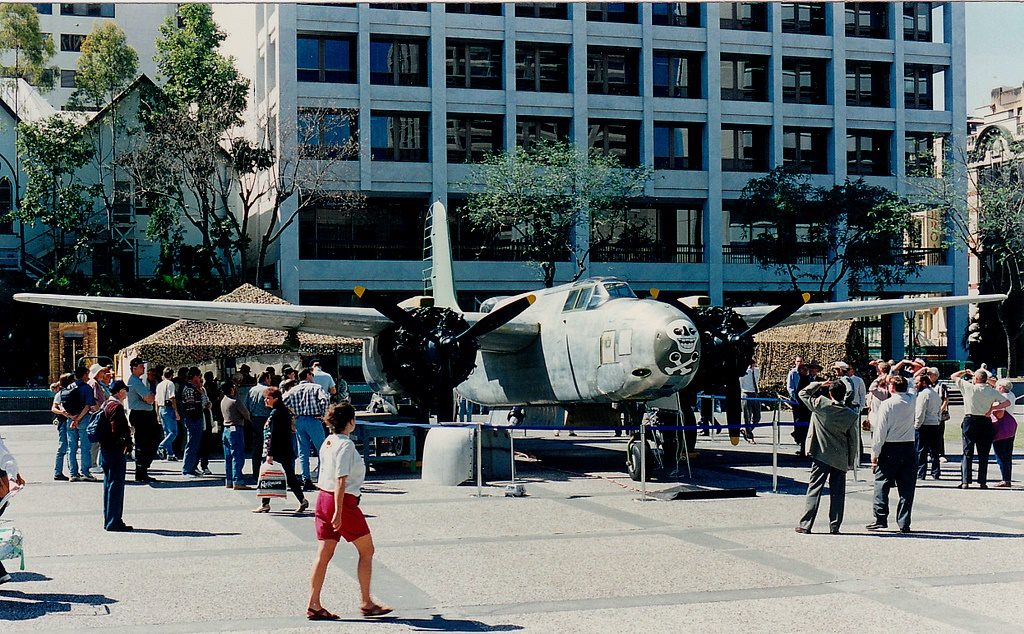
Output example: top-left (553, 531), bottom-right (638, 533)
top-left (772, 397), bottom-right (780, 493)
top-left (509, 428), bottom-right (516, 483)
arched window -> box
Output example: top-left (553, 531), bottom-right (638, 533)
top-left (0, 178), bottom-right (12, 234)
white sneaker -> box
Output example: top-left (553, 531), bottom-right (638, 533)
top-left (201, 467), bottom-right (212, 475)
top-left (940, 456), bottom-right (949, 464)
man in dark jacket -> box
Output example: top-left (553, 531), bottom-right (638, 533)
top-left (101, 380), bottom-right (134, 532)
top-left (795, 379), bottom-right (860, 534)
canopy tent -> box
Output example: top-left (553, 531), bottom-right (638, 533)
top-left (116, 284), bottom-right (362, 372)
top-left (753, 319), bottom-right (864, 394)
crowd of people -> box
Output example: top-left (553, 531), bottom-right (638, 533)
top-left (794, 356), bottom-right (1018, 535)
top-left (38, 358), bottom-right (388, 618)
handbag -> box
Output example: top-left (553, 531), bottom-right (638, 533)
top-left (256, 461), bottom-right (288, 498)
top-left (939, 409), bottom-right (951, 422)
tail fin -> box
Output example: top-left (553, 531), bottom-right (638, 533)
top-left (423, 200), bottom-right (461, 311)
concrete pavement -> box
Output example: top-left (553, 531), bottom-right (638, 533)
top-left (0, 420), bottom-right (1021, 633)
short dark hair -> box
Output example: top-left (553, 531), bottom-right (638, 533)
top-left (258, 371), bottom-right (271, 384)
top-left (299, 367), bottom-right (314, 381)
top-left (265, 386), bottom-right (282, 401)
top-left (129, 357), bottom-right (146, 368)
top-left (74, 366), bottom-right (90, 379)
top-left (59, 372), bottom-right (75, 388)
top-left (889, 375), bottom-right (909, 392)
top-left (163, 368), bottom-right (174, 379)
top-left (187, 367), bottom-right (202, 379)
top-left (221, 380), bottom-right (236, 395)
top-left (323, 403), bottom-right (356, 433)
top-left (828, 381), bottom-right (847, 402)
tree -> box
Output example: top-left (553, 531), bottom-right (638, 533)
top-left (739, 168), bottom-right (920, 298)
top-left (71, 22), bottom-right (138, 109)
top-left (914, 139), bottom-right (1024, 373)
top-left (0, 3), bottom-right (56, 91)
top-left (226, 107), bottom-right (362, 286)
top-left (12, 115), bottom-right (94, 281)
top-left (463, 140), bottom-right (651, 287)
top-left (123, 3), bottom-right (249, 284)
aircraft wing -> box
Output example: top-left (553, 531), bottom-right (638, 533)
top-left (732, 294), bottom-right (1006, 329)
top-left (12, 292), bottom-right (542, 352)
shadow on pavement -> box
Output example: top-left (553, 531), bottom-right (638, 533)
top-left (10, 572), bottom-right (52, 582)
top-left (130, 528), bottom-right (241, 538)
top-left (869, 530), bottom-right (1024, 540)
top-left (336, 614), bottom-right (523, 631)
top-left (0, 590), bottom-right (116, 621)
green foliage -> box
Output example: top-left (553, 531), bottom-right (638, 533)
top-left (464, 140), bottom-right (650, 287)
top-left (739, 168), bottom-right (919, 296)
top-left (0, 3), bottom-right (56, 90)
top-left (70, 22), bottom-right (138, 109)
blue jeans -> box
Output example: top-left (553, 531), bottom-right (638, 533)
top-left (158, 406), bottom-right (179, 456)
top-left (295, 415), bottom-right (326, 482)
top-left (222, 426), bottom-right (246, 484)
top-left (101, 447), bottom-right (127, 530)
top-left (67, 421), bottom-right (92, 477)
top-left (182, 415), bottom-right (204, 475)
top-left (54, 419), bottom-right (69, 477)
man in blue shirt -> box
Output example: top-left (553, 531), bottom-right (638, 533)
top-left (66, 366), bottom-right (98, 481)
top-left (247, 371), bottom-right (274, 479)
top-left (127, 358), bottom-right (158, 483)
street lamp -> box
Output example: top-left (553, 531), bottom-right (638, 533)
top-left (76, 310), bottom-right (88, 324)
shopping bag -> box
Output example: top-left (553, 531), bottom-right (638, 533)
top-left (257, 461), bottom-right (288, 498)
top-left (0, 525), bottom-right (25, 571)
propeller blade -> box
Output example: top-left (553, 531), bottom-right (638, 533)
top-left (725, 380), bottom-right (742, 446)
top-left (354, 286), bottom-right (427, 335)
top-left (741, 292), bottom-right (811, 338)
top-left (460, 295), bottom-right (536, 341)
top-left (651, 288), bottom-right (703, 325)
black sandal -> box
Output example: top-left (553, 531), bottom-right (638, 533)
top-left (306, 607), bottom-right (340, 621)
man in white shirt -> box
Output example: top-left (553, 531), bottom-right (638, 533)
top-left (914, 375), bottom-right (943, 480)
top-left (739, 362), bottom-right (759, 443)
top-left (311, 361), bottom-right (338, 400)
top-left (867, 375), bottom-right (917, 533)
top-left (155, 368), bottom-right (180, 461)
top-left (950, 368), bottom-right (1010, 489)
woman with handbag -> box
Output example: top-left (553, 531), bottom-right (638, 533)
top-left (306, 403), bottom-right (391, 621)
top-left (253, 387), bottom-right (307, 513)
top-left (0, 431), bottom-right (26, 584)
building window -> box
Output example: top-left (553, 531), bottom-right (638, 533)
top-left (588, 119), bottom-right (640, 166)
top-left (654, 123), bottom-right (702, 170)
top-left (904, 64), bottom-right (935, 110)
top-left (297, 109), bottom-right (358, 159)
top-left (516, 117), bottom-right (570, 150)
top-left (721, 125), bottom-right (768, 172)
top-left (586, 3), bottom-right (639, 23)
top-left (847, 130), bottom-right (891, 176)
top-left (594, 204), bottom-right (704, 264)
top-left (34, 4), bottom-right (52, 15)
top-left (846, 61), bottom-right (890, 107)
top-left (371, 3), bottom-right (428, 10)
top-left (906, 132), bottom-right (939, 177)
top-left (446, 115), bottom-right (502, 164)
top-left (60, 69), bottom-right (76, 88)
top-left (297, 34), bottom-right (356, 84)
top-left (780, 3), bottom-right (826, 35)
top-left (445, 3), bottom-right (502, 15)
top-left (720, 3), bottom-right (768, 31)
top-left (60, 3), bottom-right (114, 17)
top-left (299, 197), bottom-right (427, 261)
top-left (370, 37), bottom-right (427, 86)
top-left (903, 3), bottom-right (932, 42)
top-left (783, 127), bottom-right (829, 174)
top-left (446, 39), bottom-right (502, 90)
top-left (0, 178), bottom-right (12, 234)
top-left (845, 2), bottom-right (888, 39)
top-left (721, 55), bottom-right (768, 102)
top-left (782, 57), bottom-right (827, 104)
top-left (652, 3), bottom-right (700, 27)
top-left (515, 3), bottom-right (568, 19)
top-left (653, 51), bottom-right (701, 98)
top-left (370, 112), bottom-right (429, 162)
top-left (587, 47), bottom-right (639, 97)
top-left (60, 33), bottom-right (85, 53)
top-left (516, 43), bottom-right (569, 93)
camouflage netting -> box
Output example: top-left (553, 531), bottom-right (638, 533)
top-left (753, 319), bottom-right (865, 394)
top-left (117, 284), bottom-right (362, 369)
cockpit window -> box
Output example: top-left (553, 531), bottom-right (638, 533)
top-left (562, 288), bottom-right (582, 311)
top-left (604, 282), bottom-right (635, 299)
top-left (574, 286), bottom-right (594, 310)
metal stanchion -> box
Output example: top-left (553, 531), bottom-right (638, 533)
top-left (772, 397), bottom-right (780, 493)
top-left (636, 417), bottom-right (651, 502)
top-left (509, 428), bottom-right (516, 483)
top-left (678, 392), bottom-right (692, 479)
top-left (475, 422), bottom-right (483, 497)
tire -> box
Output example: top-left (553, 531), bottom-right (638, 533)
top-left (627, 440), bottom-right (659, 482)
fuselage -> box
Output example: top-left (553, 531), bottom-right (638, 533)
top-left (456, 279), bottom-right (701, 406)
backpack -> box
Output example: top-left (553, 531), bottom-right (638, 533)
top-left (86, 408), bottom-right (110, 444)
top-left (60, 385), bottom-right (84, 418)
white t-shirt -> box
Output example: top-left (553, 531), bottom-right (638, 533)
top-left (316, 434), bottom-right (364, 496)
top-left (155, 378), bottom-right (176, 408)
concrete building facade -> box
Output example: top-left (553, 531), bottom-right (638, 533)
top-left (233, 2), bottom-right (968, 360)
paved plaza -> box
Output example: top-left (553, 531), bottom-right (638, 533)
top-left (1, 417), bottom-right (1022, 633)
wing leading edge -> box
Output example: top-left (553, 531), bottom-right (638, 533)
top-left (732, 294), bottom-right (1006, 329)
top-left (12, 293), bottom-right (540, 352)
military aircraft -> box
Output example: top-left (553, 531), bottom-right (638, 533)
top-left (14, 201), bottom-right (1004, 471)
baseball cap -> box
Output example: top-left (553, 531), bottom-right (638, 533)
top-left (110, 379), bottom-right (128, 393)
top-left (129, 357), bottom-right (146, 368)
top-left (832, 361), bottom-right (849, 370)
top-left (89, 363), bottom-right (104, 379)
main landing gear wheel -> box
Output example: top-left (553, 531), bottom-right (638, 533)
top-left (626, 439), bottom-right (660, 482)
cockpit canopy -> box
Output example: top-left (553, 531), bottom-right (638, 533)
top-left (562, 278), bottom-right (636, 312)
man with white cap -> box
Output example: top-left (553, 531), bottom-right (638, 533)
top-left (87, 364), bottom-right (112, 470)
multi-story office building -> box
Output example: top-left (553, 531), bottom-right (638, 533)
top-left (22, 3), bottom-right (177, 109)
top-left (235, 2), bottom-right (968, 359)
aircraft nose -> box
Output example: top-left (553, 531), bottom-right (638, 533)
top-left (654, 316), bottom-right (700, 379)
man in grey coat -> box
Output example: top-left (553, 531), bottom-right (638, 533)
top-left (795, 379), bottom-right (860, 535)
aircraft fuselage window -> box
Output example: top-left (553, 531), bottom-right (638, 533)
top-left (563, 288), bottom-right (582, 311)
top-left (574, 286), bottom-right (594, 310)
top-left (604, 282), bottom-right (635, 299)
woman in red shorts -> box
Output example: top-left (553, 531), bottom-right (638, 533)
top-left (307, 403), bottom-right (392, 620)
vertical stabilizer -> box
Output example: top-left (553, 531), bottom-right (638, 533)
top-left (423, 200), bottom-right (461, 310)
